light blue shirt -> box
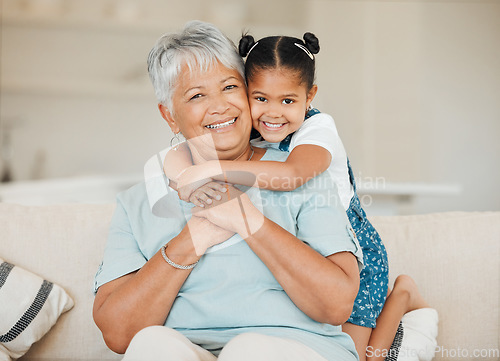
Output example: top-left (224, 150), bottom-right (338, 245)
top-left (94, 147), bottom-right (363, 361)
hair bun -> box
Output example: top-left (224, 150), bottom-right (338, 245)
top-left (303, 32), bottom-right (320, 55)
top-left (239, 35), bottom-right (256, 57)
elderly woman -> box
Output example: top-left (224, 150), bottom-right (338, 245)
top-left (93, 21), bottom-right (363, 361)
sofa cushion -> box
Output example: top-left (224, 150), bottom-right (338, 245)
top-left (0, 203), bottom-right (121, 360)
top-left (0, 258), bottom-right (74, 360)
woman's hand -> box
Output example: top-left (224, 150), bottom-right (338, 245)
top-left (192, 184), bottom-right (265, 239)
top-left (186, 214), bottom-right (235, 255)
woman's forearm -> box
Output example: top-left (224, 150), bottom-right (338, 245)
top-left (192, 187), bottom-right (359, 325)
top-left (93, 229), bottom-right (200, 354)
top-left (242, 209), bottom-right (359, 325)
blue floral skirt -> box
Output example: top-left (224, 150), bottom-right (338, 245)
top-left (346, 192), bottom-right (389, 328)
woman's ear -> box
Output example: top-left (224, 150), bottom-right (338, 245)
top-left (158, 104), bottom-right (180, 134)
top-left (305, 85), bottom-right (318, 109)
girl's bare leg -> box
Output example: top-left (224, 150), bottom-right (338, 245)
top-left (366, 275), bottom-right (429, 361)
top-left (342, 322), bottom-right (372, 361)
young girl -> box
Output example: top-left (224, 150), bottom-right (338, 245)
top-left (164, 33), bottom-right (430, 361)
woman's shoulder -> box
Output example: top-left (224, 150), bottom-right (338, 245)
top-left (256, 146), bottom-right (289, 162)
top-left (116, 181), bottom-right (149, 209)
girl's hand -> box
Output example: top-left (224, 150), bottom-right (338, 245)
top-left (192, 184), bottom-right (265, 238)
top-left (176, 162), bottom-right (221, 201)
top-left (188, 182), bottom-right (227, 208)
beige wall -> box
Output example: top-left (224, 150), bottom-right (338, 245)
top-left (305, 0), bottom-right (500, 213)
top-left (1, 0), bottom-right (499, 212)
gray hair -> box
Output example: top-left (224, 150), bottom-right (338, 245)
top-left (147, 20), bottom-right (245, 111)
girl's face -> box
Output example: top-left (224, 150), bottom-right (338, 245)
top-left (248, 68), bottom-right (317, 143)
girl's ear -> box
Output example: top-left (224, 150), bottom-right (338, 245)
top-left (158, 104), bottom-right (180, 134)
top-left (306, 85), bottom-right (318, 109)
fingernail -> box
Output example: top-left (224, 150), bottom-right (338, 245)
top-left (216, 195), bottom-right (221, 200)
top-left (207, 199), bottom-right (212, 204)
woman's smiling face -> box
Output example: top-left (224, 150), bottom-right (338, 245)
top-left (161, 61), bottom-right (252, 161)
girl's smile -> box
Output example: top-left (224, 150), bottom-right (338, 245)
top-left (248, 68), bottom-right (317, 143)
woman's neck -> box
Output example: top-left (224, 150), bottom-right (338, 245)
top-left (234, 144), bottom-right (254, 161)
top-left (188, 143), bottom-right (254, 164)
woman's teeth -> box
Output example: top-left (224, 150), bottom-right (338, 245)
top-left (206, 118), bottom-right (236, 129)
top-left (264, 122), bottom-right (284, 128)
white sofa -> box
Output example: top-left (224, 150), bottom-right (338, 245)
top-left (0, 202), bottom-right (498, 361)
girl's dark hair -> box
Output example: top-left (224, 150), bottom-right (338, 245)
top-left (238, 32), bottom-right (320, 91)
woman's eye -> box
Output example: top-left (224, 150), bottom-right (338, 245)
top-left (283, 99), bottom-right (294, 105)
top-left (224, 85), bottom-right (237, 91)
top-left (189, 93), bottom-right (202, 101)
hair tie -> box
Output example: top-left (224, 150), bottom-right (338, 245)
top-left (294, 43), bottom-right (314, 60)
top-left (246, 41), bottom-right (259, 57)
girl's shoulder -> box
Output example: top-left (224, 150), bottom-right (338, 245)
top-left (288, 109), bottom-right (342, 155)
top-left (295, 108), bottom-right (339, 136)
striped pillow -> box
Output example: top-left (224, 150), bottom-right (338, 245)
top-left (0, 258), bottom-right (74, 360)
